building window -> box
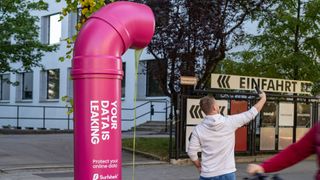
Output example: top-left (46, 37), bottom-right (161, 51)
top-left (49, 14), bottom-right (61, 44)
top-left (41, 69), bottom-right (60, 100)
top-left (41, 13), bottom-right (61, 44)
top-left (22, 72), bottom-right (33, 100)
top-left (146, 60), bottom-right (165, 97)
top-left (0, 74), bottom-right (10, 100)
top-left (47, 69), bottom-right (60, 99)
top-left (122, 62), bottom-right (126, 98)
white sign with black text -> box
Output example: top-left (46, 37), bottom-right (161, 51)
top-left (211, 73), bottom-right (312, 95)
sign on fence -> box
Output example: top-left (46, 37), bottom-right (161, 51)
top-left (211, 73), bottom-right (313, 95)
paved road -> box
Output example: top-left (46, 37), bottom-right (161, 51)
top-left (0, 134), bottom-right (317, 180)
top-left (0, 161), bottom-right (317, 180)
top-left (0, 134), bottom-right (73, 169)
top-left (0, 134), bottom-right (155, 170)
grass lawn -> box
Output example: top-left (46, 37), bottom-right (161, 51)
top-left (122, 137), bottom-right (171, 161)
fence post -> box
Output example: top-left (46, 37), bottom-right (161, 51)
top-left (150, 102), bottom-right (154, 121)
top-left (67, 107), bottom-right (70, 130)
top-left (169, 105), bottom-right (173, 159)
top-left (165, 101), bottom-right (168, 132)
top-left (43, 107), bottom-right (46, 129)
top-left (16, 106), bottom-right (20, 128)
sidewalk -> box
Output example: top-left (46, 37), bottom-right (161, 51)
top-left (0, 160), bottom-right (316, 180)
top-left (0, 133), bottom-right (317, 179)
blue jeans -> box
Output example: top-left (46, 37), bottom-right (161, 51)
top-left (199, 172), bottom-right (236, 180)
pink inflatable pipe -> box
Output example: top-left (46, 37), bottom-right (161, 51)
top-left (71, 2), bottom-right (155, 180)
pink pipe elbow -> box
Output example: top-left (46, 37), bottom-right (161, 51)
top-left (71, 2), bottom-right (155, 180)
top-left (74, 1), bottom-right (155, 57)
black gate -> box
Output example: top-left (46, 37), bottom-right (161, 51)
top-left (169, 89), bottom-right (319, 160)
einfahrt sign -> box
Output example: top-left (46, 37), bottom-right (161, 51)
top-left (211, 73), bottom-right (313, 95)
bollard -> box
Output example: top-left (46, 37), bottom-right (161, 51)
top-left (71, 2), bottom-right (155, 180)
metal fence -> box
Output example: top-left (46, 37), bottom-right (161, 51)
top-left (169, 90), bottom-right (319, 159)
top-left (0, 104), bottom-right (72, 130)
top-left (0, 99), bottom-right (171, 131)
top-left (122, 99), bottom-right (171, 131)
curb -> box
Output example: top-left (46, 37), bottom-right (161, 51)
top-left (169, 154), bottom-right (317, 165)
top-left (0, 129), bottom-right (73, 134)
top-left (122, 161), bottom-right (167, 167)
top-left (0, 165), bottom-right (73, 173)
top-left (0, 161), bottom-right (169, 174)
top-left (170, 158), bottom-right (192, 165)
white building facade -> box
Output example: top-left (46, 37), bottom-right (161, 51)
top-left (0, 0), bottom-right (169, 131)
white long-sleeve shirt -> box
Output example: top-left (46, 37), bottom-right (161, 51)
top-left (187, 107), bottom-right (258, 178)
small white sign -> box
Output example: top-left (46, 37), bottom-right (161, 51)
top-left (180, 76), bottom-right (198, 85)
top-left (279, 102), bottom-right (294, 126)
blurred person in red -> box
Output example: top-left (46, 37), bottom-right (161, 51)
top-left (247, 123), bottom-right (320, 179)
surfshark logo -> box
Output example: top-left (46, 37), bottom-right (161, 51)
top-left (93, 173), bottom-right (99, 180)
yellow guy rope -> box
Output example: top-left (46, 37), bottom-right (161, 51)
top-left (132, 48), bottom-right (143, 180)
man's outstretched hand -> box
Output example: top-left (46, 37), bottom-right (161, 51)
top-left (247, 163), bottom-right (265, 175)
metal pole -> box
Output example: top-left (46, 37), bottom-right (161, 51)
top-left (251, 99), bottom-right (257, 155)
top-left (16, 106), bottom-right (19, 128)
top-left (313, 102), bottom-right (318, 125)
top-left (169, 101), bottom-right (173, 159)
top-left (150, 102), bottom-right (153, 121)
top-left (43, 107), bottom-right (46, 129)
top-left (169, 108), bottom-right (173, 160)
top-left (176, 94), bottom-right (181, 159)
top-left (67, 107), bottom-right (70, 130)
top-left (165, 100), bottom-right (168, 132)
top-left (293, 97), bottom-right (297, 143)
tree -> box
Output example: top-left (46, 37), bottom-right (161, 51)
top-left (58, 0), bottom-right (271, 115)
top-left (144, 0), bottom-right (271, 116)
top-left (217, 52), bottom-right (263, 77)
top-left (56, 0), bottom-right (114, 106)
top-left (223, 0), bottom-right (320, 93)
top-left (56, 0), bottom-right (114, 62)
top-left (0, 0), bottom-right (57, 73)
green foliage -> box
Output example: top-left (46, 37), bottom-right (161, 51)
top-left (146, 0), bottom-right (271, 94)
top-left (0, 0), bottom-right (57, 73)
top-left (57, 0), bottom-right (117, 114)
top-left (61, 95), bottom-right (74, 115)
top-left (122, 137), bottom-right (170, 161)
top-left (224, 0), bottom-right (320, 94)
top-left (56, 0), bottom-right (116, 62)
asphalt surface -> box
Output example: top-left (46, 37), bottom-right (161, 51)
top-left (0, 133), bottom-right (317, 180)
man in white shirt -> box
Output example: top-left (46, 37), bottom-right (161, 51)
top-left (188, 92), bottom-right (266, 180)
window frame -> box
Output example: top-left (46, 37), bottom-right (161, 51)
top-left (46, 69), bottom-right (60, 100)
top-left (42, 13), bottom-right (62, 45)
top-left (22, 72), bottom-right (33, 100)
top-left (0, 74), bottom-right (10, 101)
top-left (145, 60), bottom-right (165, 97)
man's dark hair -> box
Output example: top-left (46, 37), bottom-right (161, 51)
top-left (199, 96), bottom-right (215, 115)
